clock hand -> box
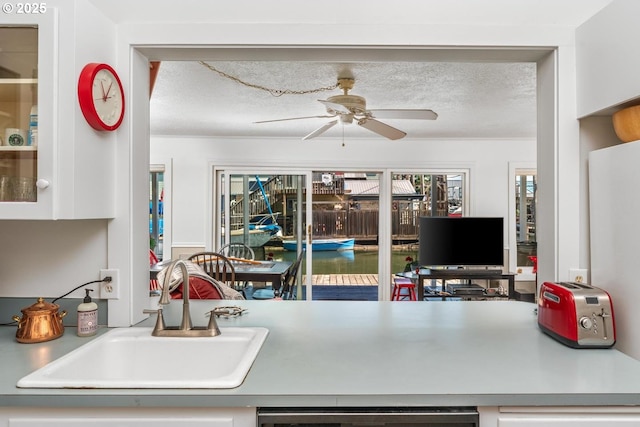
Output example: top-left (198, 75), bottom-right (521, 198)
top-left (100, 81), bottom-right (107, 102)
top-left (105, 82), bottom-right (113, 99)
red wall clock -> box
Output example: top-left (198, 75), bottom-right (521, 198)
top-left (78, 63), bottom-right (125, 131)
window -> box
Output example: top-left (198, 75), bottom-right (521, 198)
top-left (149, 166), bottom-right (165, 259)
top-left (515, 170), bottom-right (536, 272)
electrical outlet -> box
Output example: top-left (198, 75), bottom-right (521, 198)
top-left (569, 268), bottom-right (588, 284)
top-left (99, 269), bottom-right (120, 299)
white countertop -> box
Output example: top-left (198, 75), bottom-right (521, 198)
top-left (1, 300), bottom-right (640, 408)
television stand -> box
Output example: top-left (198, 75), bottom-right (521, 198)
top-left (414, 268), bottom-right (516, 300)
top-left (427, 268), bottom-right (504, 277)
top-left (465, 268), bottom-right (504, 276)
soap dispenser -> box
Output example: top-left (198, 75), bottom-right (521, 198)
top-left (77, 289), bottom-right (98, 337)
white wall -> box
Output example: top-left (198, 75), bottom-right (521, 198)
top-left (0, 220), bottom-right (107, 298)
top-left (151, 135), bottom-right (535, 256)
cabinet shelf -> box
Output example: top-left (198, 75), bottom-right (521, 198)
top-left (0, 78), bottom-right (37, 85)
top-left (0, 146), bottom-right (36, 152)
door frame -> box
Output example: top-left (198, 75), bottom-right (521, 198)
top-left (210, 167), bottom-right (314, 293)
top-left (508, 161), bottom-right (536, 280)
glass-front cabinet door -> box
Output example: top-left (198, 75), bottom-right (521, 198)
top-left (0, 26), bottom-right (38, 203)
top-left (0, 12), bottom-right (56, 218)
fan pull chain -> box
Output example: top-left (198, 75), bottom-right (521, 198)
top-left (198, 61), bottom-right (339, 97)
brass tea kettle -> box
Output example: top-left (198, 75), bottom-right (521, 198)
top-left (12, 297), bottom-right (67, 343)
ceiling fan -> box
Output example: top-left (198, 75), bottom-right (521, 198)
top-left (255, 77), bottom-right (438, 140)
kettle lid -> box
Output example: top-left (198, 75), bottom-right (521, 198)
top-left (21, 297), bottom-right (59, 314)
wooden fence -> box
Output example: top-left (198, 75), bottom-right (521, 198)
top-left (304, 201), bottom-right (440, 242)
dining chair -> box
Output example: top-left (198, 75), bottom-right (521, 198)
top-left (219, 242), bottom-right (255, 261)
top-left (280, 250), bottom-right (305, 300)
top-left (149, 249), bottom-right (161, 293)
top-left (252, 250), bottom-right (304, 300)
top-left (187, 252), bottom-right (240, 292)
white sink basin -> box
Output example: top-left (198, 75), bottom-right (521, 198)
top-left (17, 326), bottom-right (269, 389)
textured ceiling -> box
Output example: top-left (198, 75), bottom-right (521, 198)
top-left (150, 60), bottom-right (538, 140)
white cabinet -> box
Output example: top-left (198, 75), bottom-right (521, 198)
top-left (479, 406), bottom-right (640, 426)
top-left (0, 7), bottom-right (115, 219)
top-left (0, 12), bottom-right (54, 218)
top-left (0, 406), bottom-right (256, 427)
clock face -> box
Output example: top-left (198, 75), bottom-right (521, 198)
top-left (91, 68), bottom-right (123, 127)
top-left (78, 63), bottom-right (125, 131)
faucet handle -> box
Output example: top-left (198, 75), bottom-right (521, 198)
top-left (211, 306), bottom-right (248, 318)
top-left (143, 309), bottom-right (159, 315)
top-left (206, 310), bottom-right (222, 336)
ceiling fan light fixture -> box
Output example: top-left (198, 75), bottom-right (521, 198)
top-left (325, 94), bottom-right (366, 115)
top-left (339, 114), bottom-right (354, 124)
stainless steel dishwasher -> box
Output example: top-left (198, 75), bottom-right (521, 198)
top-left (257, 407), bottom-right (479, 427)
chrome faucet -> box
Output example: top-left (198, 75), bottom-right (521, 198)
top-left (147, 259), bottom-right (221, 337)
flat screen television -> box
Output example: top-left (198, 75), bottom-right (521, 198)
top-left (418, 216), bottom-right (504, 267)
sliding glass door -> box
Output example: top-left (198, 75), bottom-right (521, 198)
top-left (305, 171), bottom-right (381, 301)
top-left (215, 170), bottom-right (311, 299)
top-left (389, 170), bottom-right (468, 276)
top-left (214, 168), bottom-right (382, 301)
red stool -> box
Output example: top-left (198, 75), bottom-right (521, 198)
top-left (392, 277), bottom-right (417, 301)
top-left (528, 256), bottom-right (538, 274)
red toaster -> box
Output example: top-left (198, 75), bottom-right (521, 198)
top-left (538, 281), bottom-right (615, 348)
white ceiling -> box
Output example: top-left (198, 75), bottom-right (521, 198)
top-left (91, 0), bottom-right (611, 27)
top-left (87, 0), bottom-right (613, 141)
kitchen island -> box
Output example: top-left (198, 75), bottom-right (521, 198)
top-left (1, 300), bottom-right (640, 424)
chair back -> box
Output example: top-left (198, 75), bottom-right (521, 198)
top-left (281, 250), bottom-right (304, 300)
top-left (149, 249), bottom-right (159, 265)
top-left (149, 249), bottom-right (160, 292)
top-left (187, 252), bottom-right (237, 288)
top-left (219, 243), bottom-right (255, 260)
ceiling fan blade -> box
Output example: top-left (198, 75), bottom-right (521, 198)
top-left (369, 109), bottom-right (438, 120)
top-left (302, 120), bottom-right (338, 140)
top-left (318, 99), bottom-right (352, 115)
top-left (357, 118), bottom-right (406, 140)
top-left (254, 115), bottom-right (335, 124)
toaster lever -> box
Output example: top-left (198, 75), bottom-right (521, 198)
top-left (597, 309), bottom-right (612, 340)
